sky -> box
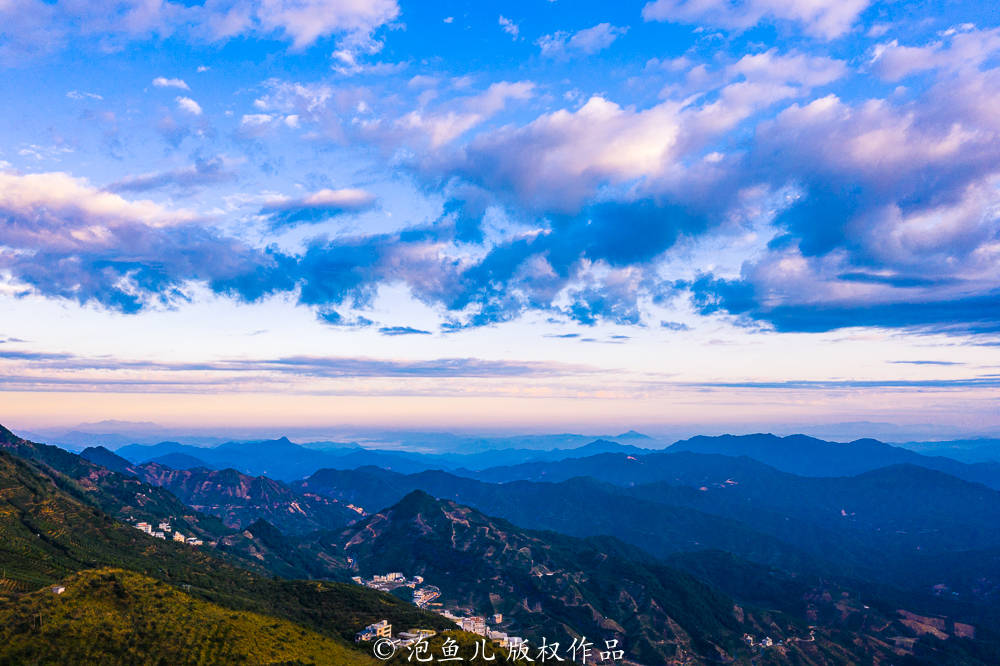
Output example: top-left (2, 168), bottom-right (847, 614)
top-left (1, 0), bottom-right (1000, 435)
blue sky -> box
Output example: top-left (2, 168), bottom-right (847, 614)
top-left (1, 0), bottom-right (1000, 434)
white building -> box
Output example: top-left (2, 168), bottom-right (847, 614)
top-left (459, 617), bottom-right (487, 636)
top-left (356, 620), bottom-right (392, 642)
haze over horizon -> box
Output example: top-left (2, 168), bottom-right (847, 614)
top-left (12, 417), bottom-right (1000, 452)
top-left (3, 0), bottom-right (1000, 431)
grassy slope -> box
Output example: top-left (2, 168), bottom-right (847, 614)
top-left (0, 568), bottom-right (374, 666)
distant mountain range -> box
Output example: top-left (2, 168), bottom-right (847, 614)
top-left (111, 436), bottom-right (653, 480)
top-left (101, 430), bottom-right (1000, 492)
top-left (294, 458), bottom-right (1000, 606)
top-left (4, 421), bottom-right (1000, 664)
top-left (896, 438), bottom-right (1000, 464)
top-left (22, 424), bottom-right (663, 454)
top-left (668, 433), bottom-right (1000, 488)
top-left (453, 432), bottom-right (1000, 491)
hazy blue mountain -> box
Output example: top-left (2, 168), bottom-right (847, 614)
top-left (115, 440), bottom-right (210, 462)
top-left (116, 437), bottom-right (339, 480)
top-left (461, 434), bottom-right (1000, 489)
top-left (897, 438), bottom-right (1000, 463)
top-left (114, 436), bottom-right (653, 480)
top-left (431, 438), bottom-right (651, 470)
top-left (146, 452), bottom-right (210, 469)
top-left (333, 430), bottom-right (665, 454)
top-left (668, 433), bottom-right (1000, 488)
top-left (670, 435), bottom-right (1000, 488)
top-left (296, 466), bottom-right (821, 574)
top-left (462, 449), bottom-right (782, 485)
top-left (616, 429), bottom-right (654, 440)
top-left (80, 445), bottom-right (141, 476)
top-left (298, 454), bottom-right (1000, 610)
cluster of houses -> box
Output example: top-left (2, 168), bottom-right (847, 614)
top-left (743, 628), bottom-right (815, 650)
top-left (132, 520), bottom-right (203, 546)
top-left (743, 634), bottom-right (775, 648)
top-left (353, 571), bottom-right (423, 589)
top-left (438, 610), bottom-right (523, 649)
top-left (353, 571), bottom-right (524, 650)
top-left (354, 620), bottom-right (439, 649)
top-left (352, 571), bottom-right (443, 608)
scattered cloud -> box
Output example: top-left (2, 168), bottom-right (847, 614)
top-left (251, 0), bottom-right (400, 50)
top-left (175, 96), bottom-right (202, 115)
top-left (105, 156), bottom-right (236, 193)
top-left (642, 0), bottom-right (870, 40)
top-left (498, 15), bottom-right (519, 40)
top-left (537, 23), bottom-right (627, 58)
top-left (889, 360), bottom-right (963, 366)
top-left (379, 326), bottom-right (432, 336)
top-left (153, 76), bottom-right (189, 90)
top-left (0, 170), bottom-right (288, 313)
top-left (0, 0), bottom-right (402, 61)
top-left (260, 188), bottom-right (377, 229)
top-left (0, 348), bottom-right (591, 381)
top-left (66, 90), bottom-right (103, 100)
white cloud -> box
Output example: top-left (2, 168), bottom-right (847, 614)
top-left (152, 76), bottom-right (190, 90)
top-left (726, 49), bottom-right (846, 88)
top-left (642, 0), bottom-right (870, 40)
top-left (240, 113), bottom-right (276, 132)
top-left (498, 15), bottom-right (519, 40)
top-left (255, 0), bottom-right (400, 50)
top-left (537, 23), bottom-right (627, 58)
top-left (66, 90), bottom-right (103, 100)
top-left (0, 0), bottom-right (402, 61)
top-left (0, 169), bottom-right (276, 312)
top-left (266, 187), bottom-right (375, 210)
top-left (0, 170), bottom-right (194, 235)
top-left (445, 96), bottom-right (686, 210)
top-left (425, 49), bottom-right (847, 213)
top-left (871, 27), bottom-right (1000, 80)
top-left (399, 81), bottom-right (535, 148)
top-left (175, 96), bottom-right (203, 115)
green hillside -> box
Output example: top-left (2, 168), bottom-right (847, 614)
top-left (0, 424), bottom-right (229, 542)
top-left (0, 568), bottom-right (374, 665)
top-left (0, 444), bottom-right (457, 661)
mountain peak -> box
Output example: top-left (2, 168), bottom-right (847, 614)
top-left (0, 423), bottom-right (19, 443)
top-left (391, 489), bottom-right (444, 516)
top-left (80, 446), bottom-right (137, 476)
top-left (616, 430), bottom-right (651, 439)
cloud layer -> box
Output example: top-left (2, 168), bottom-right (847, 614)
top-left (2, 6), bottom-right (1000, 343)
